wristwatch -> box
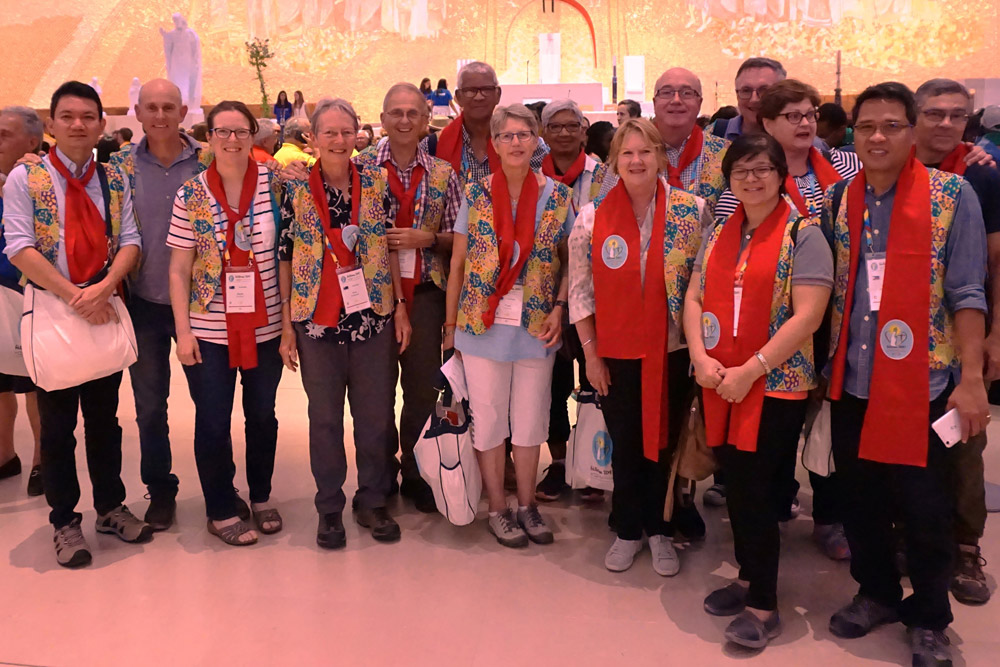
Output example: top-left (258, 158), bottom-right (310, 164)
top-left (395, 297), bottom-right (408, 305)
top-left (555, 299), bottom-right (569, 310)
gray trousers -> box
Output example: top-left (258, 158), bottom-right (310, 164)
top-left (950, 430), bottom-right (987, 546)
top-left (296, 321), bottom-right (397, 514)
top-left (389, 284), bottom-right (446, 482)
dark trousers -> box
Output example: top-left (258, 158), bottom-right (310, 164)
top-left (127, 297), bottom-right (180, 501)
top-left (389, 285), bottom-right (444, 483)
top-left (182, 337), bottom-right (283, 521)
top-left (37, 372), bottom-right (126, 528)
top-left (717, 396), bottom-right (808, 611)
top-left (297, 321), bottom-right (396, 514)
top-left (548, 324), bottom-right (592, 446)
top-left (832, 391), bottom-right (955, 631)
top-left (602, 350), bottom-right (692, 540)
top-left (950, 430), bottom-right (987, 546)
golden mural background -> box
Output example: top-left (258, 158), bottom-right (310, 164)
top-left (2, 0), bottom-right (997, 121)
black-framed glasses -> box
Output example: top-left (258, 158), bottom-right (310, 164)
top-left (854, 121), bottom-right (913, 137)
top-left (457, 85), bottom-right (498, 99)
top-left (211, 128), bottom-right (252, 140)
top-left (654, 86), bottom-right (701, 101)
top-left (494, 131), bottom-right (534, 144)
top-left (736, 86), bottom-right (770, 101)
top-left (545, 122), bottom-right (582, 134)
top-left (777, 109), bottom-right (818, 124)
top-left (730, 166), bottom-right (776, 181)
top-left (920, 109), bottom-right (970, 125)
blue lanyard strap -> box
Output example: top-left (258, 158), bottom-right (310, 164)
top-left (213, 198), bottom-right (256, 265)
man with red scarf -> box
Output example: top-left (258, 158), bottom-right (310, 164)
top-left (823, 82), bottom-right (989, 667)
top-left (2, 82), bottom-right (148, 568)
top-left (915, 78), bottom-right (1000, 607)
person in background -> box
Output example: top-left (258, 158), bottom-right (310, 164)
top-left (419, 78), bottom-right (433, 98)
top-left (273, 90), bottom-right (293, 128)
top-left (112, 127), bottom-right (133, 149)
top-left (710, 105), bottom-right (739, 128)
top-left (712, 57), bottom-right (786, 140)
top-left (617, 99), bottom-right (642, 126)
top-left (974, 105), bottom-right (1000, 162)
top-left (429, 78), bottom-right (458, 118)
top-left (585, 120), bottom-right (615, 163)
top-left (816, 103), bottom-right (850, 151)
top-left (95, 135), bottom-right (120, 163)
top-left (292, 90), bottom-right (308, 119)
top-left (355, 124), bottom-right (374, 154)
top-left (273, 117), bottom-right (316, 167)
top-left (252, 118), bottom-right (279, 162)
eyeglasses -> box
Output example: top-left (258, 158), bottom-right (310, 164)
top-left (729, 166), bottom-right (776, 181)
top-left (545, 122), bottom-right (582, 134)
top-left (494, 131), bottom-right (535, 144)
top-left (777, 109), bottom-right (818, 124)
top-left (317, 129), bottom-right (358, 140)
top-left (457, 85), bottom-right (498, 100)
top-left (736, 86), bottom-right (770, 101)
top-left (853, 121), bottom-right (913, 137)
top-left (211, 128), bottom-right (252, 140)
top-left (654, 87), bottom-right (701, 101)
top-left (385, 109), bottom-right (427, 122)
top-left (920, 109), bottom-right (970, 125)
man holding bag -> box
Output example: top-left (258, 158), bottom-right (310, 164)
top-left (1, 81), bottom-right (149, 568)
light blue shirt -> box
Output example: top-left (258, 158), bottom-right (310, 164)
top-left (2, 148), bottom-right (141, 281)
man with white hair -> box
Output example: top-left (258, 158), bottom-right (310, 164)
top-left (273, 116), bottom-right (316, 167)
top-left (252, 118), bottom-right (280, 161)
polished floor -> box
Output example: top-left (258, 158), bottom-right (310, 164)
top-left (1, 357), bottom-right (999, 667)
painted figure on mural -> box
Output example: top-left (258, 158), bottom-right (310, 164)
top-left (161, 13), bottom-right (202, 109)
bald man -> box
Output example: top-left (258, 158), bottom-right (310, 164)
top-left (109, 78), bottom-right (212, 531)
top-left (599, 68), bottom-right (728, 218)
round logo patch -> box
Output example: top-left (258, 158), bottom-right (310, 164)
top-left (880, 319), bottom-right (914, 360)
top-left (341, 224), bottom-right (360, 251)
top-left (702, 312), bottom-right (721, 350)
top-left (601, 235), bottom-right (628, 269)
top-left (234, 222), bottom-right (252, 252)
top-left (592, 430), bottom-right (613, 467)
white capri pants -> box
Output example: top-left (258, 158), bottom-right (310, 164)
top-left (461, 352), bottom-right (556, 452)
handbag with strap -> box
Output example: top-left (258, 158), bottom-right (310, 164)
top-left (665, 392), bottom-right (717, 520)
top-left (565, 389), bottom-right (614, 491)
top-left (802, 396), bottom-right (835, 477)
top-left (0, 285), bottom-right (27, 377)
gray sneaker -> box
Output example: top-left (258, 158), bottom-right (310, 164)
top-left (488, 508), bottom-right (529, 548)
top-left (96, 504), bottom-right (154, 544)
top-left (516, 504), bottom-right (554, 544)
top-left (54, 519), bottom-right (92, 568)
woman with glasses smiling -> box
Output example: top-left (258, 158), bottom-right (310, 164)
top-left (168, 101), bottom-right (286, 546)
top-left (683, 133), bottom-right (833, 650)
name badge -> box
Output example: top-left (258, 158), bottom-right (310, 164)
top-left (398, 248), bottom-right (417, 280)
top-left (337, 266), bottom-right (372, 314)
top-left (867, 252), bottom-right (886, 312)
top-left (225, 268), bottom-right (256, 314)
top-left (495, 285), bottom-right (524, 326)
top-left (733, 286), bottom-right (743, 337)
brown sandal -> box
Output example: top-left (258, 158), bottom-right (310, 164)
top-left (253, 508), bottom-right (283, 535)
top-left (207, 518), bottom-right (258, 546)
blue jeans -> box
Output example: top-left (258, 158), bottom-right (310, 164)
top-left (182, 337), bottom-right (283, 521)
top-left (128, 297), bottom-right (180, 501)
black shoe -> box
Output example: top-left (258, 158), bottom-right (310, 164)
top-left (673, 497), bottom-right (706, 541)
top-left (535, 462), bottom-right (568, 502)
top-left (317, 512), bottom-right (347, 550)
top-left (354, 506), bottom-right (401, 543)
top-left (144, 496), bottom-right (177, 532)
top-left (724, 610), bottom-right (781, 649)
top-left (704, 582), bottom-right (748, 616)
top-left (829, 595), bottom-right (899, 639)
top-left (400, 477), bottom-right (437, 514)
top-left (0, 454), bottom-right (21, 480)
top-left (26, 465), bottom-right (43, 496)
top-left (234, 493), bottom-right (251, 522)
top-left (909, 627), bottom-right (952, 667)
top-left (951, 545), bottom-right (990, 605)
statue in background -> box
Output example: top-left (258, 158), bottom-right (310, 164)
top-left (161, 13), bottom-right (202, 110)
top-left (89, 77), bottom-right (102, 97)
top-left (127, 78), bottom-right (141, 116)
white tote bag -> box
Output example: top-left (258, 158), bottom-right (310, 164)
top-left (802, 400), bottom-right (835, 477)
top-left (20, 285), bottom-right (138, 391)
top-left (0, 285), bottom-right (28, 377)
top-left (414, 396), bottom-right (482, 526)
top-left (565, 390), bottom-right (614, 491)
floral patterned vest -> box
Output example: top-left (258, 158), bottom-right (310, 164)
top-left (696, 133), bottom-right (729, 217)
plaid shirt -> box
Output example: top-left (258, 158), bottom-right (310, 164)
top-left (597, 134), bottom-right (704, 200)
top-left (422, 124), bottom-right (548, 186)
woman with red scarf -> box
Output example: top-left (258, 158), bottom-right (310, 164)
top-left (443, 104), bottom-right (573, 549)
top-left (168, 102), bottom-right (285, 547)
top-left (683, 133), bottom-right (832, 649)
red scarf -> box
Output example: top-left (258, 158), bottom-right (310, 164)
top-left (665, 125), bottom-right (703, 189)
top-left (384, 159), bottom-right (426, 315)
top-left (205, 160), bottom-right (268, 370)
top-left (483, 170), bottom-right (539, 329)
top-left (48, 151), bottom-right (108, 284)
top-left (436, 114), bottom-right (500, 176)
top-left (541, 150), bottom-right (586, 187)
top-left (592, 179), bottom-right (670, 461)
top-left (828, 153), bottom-right (932, 467)
top-left (785, 147), bottom-right (842, 216)
top-left (938, 143), bottom-right (970, 176)
top-left (701, 200), bottom-right (790, 452)
top-left (310, 162), bottom-right (362, 327)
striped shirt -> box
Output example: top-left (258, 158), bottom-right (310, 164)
top-left (167, 166), bottom-right (283, 345)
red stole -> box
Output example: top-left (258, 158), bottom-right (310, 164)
top-left (665, 125), bottom-right (703, 189)
top-left (482, 170), bottom-right (539, 329)
top-left (48, 151), bottom-right (108, 283)
top-left (541, 151), bottom-right (586, 187)
top-left (310, 162), bottom-right (362, 327)
top-left (384, 159), bottom-right (426, 315)
top-left (592, 179), bottom-right (670, 461)
top-left (205, 160), bottom-right (268, 370)
top-left (785, 148), bottom-right (842, 216)
top-left (938, 144), bottom-right (970, 176)
top-left (436, 114), bottom-right (500, 176)
top-left (828, 154), bottom-right (932, 466)
top-left (702, 201), bottom-right (790, 452)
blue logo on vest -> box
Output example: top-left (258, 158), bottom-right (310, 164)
top-left (592, 430), bottom-right (613, 466)
top-left (702, 312), bottom-right (721, 350)
top-left (880, 319), bottom-right (913, 360)
top-left (601, 235), bottom-right (628, 269)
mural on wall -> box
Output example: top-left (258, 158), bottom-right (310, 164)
top-left (1, 0), bottom-right (995, 120)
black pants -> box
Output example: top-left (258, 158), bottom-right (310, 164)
top-left (38, 372), bottom-right (126, 528)
top-left (717, 396), bottom-right (807, 611)
top-left (831, 391), bottom-right (955, 631)
top-left (602, 350), bottom-right (692, 540)
top-left (548, 324), bottom-right (592, 445)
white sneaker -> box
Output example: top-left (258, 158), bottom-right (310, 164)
top-left (649, 535), bottom-right (680, 576)
top-left (605, 537), bottom-right (643, 572)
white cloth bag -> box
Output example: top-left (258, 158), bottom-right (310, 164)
top-left (802, 400), bottom-right (835, 477)
top-left (0, 285), bottom-right (28, 376)
top-left (20, 285), bottom-right (138, 391)
top-left (565, 390), bottom-right (614, 491)
top-left (415, 392), bottom-right (482, 526)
